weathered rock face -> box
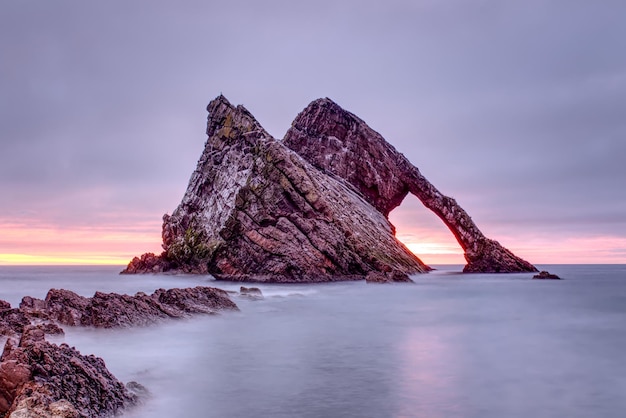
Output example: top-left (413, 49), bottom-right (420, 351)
top-left (20, 287), bottom-right (238, 329)
top-left (123, 95), bottom-right (428, 281)
top-left (123, 94), bottom-right (536, 277)
top-left (0, 325), bottom-right (137, 417)
top-left (284, 98), bottom-right (537, 273)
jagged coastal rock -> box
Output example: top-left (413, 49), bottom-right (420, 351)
top-left (123, 95), bottom-right (537, 278)
top-left (19, 287), bottom-right (238, 328)
top-left (124, 96), bottom-right (428, 281)
top-left (0, 286), bottom-right (238, 416)
top-left (0, 326), bottom-right (138, 418)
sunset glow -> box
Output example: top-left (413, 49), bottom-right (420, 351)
top-left (0, 221), bottom-right (163, 266)
top-left (389, 195), bottom-right (626, 265)
top-left (1, 194), bottom-right (624, 266)
top-left (2, 215), bottom-right (624, 266)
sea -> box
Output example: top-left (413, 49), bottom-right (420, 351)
top-left (1, 264), bottom-right (625, 418)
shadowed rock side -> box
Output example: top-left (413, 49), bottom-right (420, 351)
top-left (123, 95), bottom-right (428, 281)
top-left (283, 98), bottom-right (537, 273)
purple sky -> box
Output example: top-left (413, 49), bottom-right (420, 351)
top-left (1, 1), bottom-right (625, 263)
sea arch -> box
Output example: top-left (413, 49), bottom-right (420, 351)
top-left (282, 98), bottom-right (536, 273)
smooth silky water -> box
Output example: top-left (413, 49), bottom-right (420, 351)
top-left (1, 265), bottom-right (625, 417)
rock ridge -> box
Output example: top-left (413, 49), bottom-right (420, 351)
top-left (19, 286), bottom-right (238, 328)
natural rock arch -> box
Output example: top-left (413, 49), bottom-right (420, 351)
top-left (283, 98), bottom-right (536, 273)
top-left (388, 194), bottom-right (466, 265)
top-left (123, 95), bottom-right (536, 278)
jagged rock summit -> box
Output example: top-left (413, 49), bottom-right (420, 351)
top-left (123, 95), bottom-right (536, 279)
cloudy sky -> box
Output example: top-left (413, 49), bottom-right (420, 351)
top-left (1, 0), bottom-right (625, 265)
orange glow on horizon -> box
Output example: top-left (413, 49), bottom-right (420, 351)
top-left (388, 194), bottom-right (626, 265)
top-left (0, 221), bottom-right (163, 266)
top-left (1, 215), bottom-right (625, 266)
top-left (0, 253), bottom-right (128, 266)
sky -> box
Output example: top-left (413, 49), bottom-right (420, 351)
top-left (1, 0), bottom-right (625, 265)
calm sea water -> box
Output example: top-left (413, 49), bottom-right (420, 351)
top-left (1, 264), bottom-right (625, 418)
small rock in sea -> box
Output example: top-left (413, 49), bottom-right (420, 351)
top-left (533, 271), bottom-right (561, 280)
top-left (365, 270), bottom-right (414, 284)
top-left (240, 286), bottom-right (263, 300)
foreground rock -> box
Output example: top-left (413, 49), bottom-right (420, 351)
top-left (123, 95), bottom-right (537, 278)
top-left (123, 95), bottom-right (429, 281)
top-left (19, 286), bottom-right (238, 328)
top-left (0, 325), bottom-right (139, 417)
top-left (284, 98), bottom-right (537, 274)
top-left (0, 285), bottom-right (237, 417)
top-left (533, 271), bottom-right (561, 280)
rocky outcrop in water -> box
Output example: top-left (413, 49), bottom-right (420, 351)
top-left (0, 325), bottom-right (138, 418)
top-left (365, 270), bottom-right (413, 284)
top-left (123, 95), bottom-right (537, 277)
top-left (0, 285), bottom-right (238, 417)
top-left (284, 98), bottom-right (537, 274)
top-left (533, 271), bottom-right (561, 280)
top-left (19, 287), bottom-right (238, 328)
top-left (123, 95), bottom-right (428, 281)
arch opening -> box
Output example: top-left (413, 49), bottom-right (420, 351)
top-left (388, 194), bottom-right (465, 266)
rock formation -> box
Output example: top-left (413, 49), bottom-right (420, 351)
top-left (123, 95), bottom-right (537, 278)
top-left (1, 286), bottom-right (238, 417)
top-left (365, 270), bottom-right (414, 284)
top-left (123, 95), bottom-right (428, 281)
top-left (284, 98), bottom-right (537, 273)
top-left (19, 286), bottom-right (238, 328)
top-left (533, 271), bottom-right (561, 280)
top-left (0, 325), bottom-right (138, 418)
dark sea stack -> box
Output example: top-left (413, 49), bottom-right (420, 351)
top-left (284, 98), bottom-right (537, 273)
top-left (533, 271), bottom-right (561, 280)
top-left (123, 95), bottom-right (428, 281)
top-left (0, 325), bottom-right (137, 417)
top-left (19, 287), bottom-right (238, 329)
